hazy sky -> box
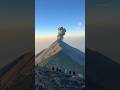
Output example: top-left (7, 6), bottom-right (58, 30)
top-left (35, 0), bottom-right (85, 54)
top-left (86, 0), bottom-right (120, 63)
top-left (0, 0), bottom-right (34, 69)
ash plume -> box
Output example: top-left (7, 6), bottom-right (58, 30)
top-left (57, 27), bottom-right (66, 41)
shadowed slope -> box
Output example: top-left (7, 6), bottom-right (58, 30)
top-left (0, 50), bottom-right (35, 90)
top-left (86, 49), bottom-right (120, 90)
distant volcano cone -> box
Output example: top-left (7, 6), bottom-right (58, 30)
top-left (36, 40), bottom-right (85, 76)
top-left (36, 27), bottom-right (85, 76)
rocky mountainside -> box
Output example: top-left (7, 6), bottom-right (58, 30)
top-left (35, 66), bottom-right (85, 90)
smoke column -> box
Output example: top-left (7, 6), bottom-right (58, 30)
top-left (57, 27), bottom-right (66, 41)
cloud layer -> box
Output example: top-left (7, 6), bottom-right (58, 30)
top-left (35, 33), bottom-right (85, 55)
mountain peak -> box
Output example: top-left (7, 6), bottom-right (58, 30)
top-left (35, 28), bottom-right (85, 75)
top-left (36, 39), bottom-right (85, 65)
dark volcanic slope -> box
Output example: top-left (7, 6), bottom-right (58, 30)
top-left (40, 51), bottom-right (85, 75)
top-left (36, 40), bottom-right (85, 65)
top-left (0, 50), bottom-right (35, 90)
top-left (86, 49), bottom-right (120, 90)
top-left (36, 40), bottom-right (85, 75)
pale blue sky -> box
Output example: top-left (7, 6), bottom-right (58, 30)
top-left (35, 0), bottom-right (85, 36)
top-left (35, 0), bottom-right (85, 53)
